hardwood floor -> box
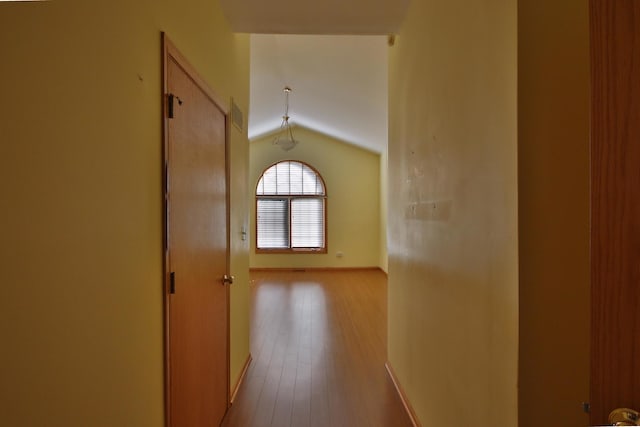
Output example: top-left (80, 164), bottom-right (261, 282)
top-left (221, 269), bottom-right (413, 427)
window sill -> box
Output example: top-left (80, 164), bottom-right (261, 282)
top-left (256, 248), bottom-right (327, 255)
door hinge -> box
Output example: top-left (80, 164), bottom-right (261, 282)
top-left (169, 271), bottom-right (176, 294)
top-left (167, 93), bottom-right (183, 119)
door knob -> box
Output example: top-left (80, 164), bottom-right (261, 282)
top-left (222, 274), bottom-right (234, 285)
top-left (610, 408), bottom-right (640, 426)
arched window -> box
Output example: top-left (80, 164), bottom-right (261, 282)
top-left (256, 161), bottom-right (327, 252)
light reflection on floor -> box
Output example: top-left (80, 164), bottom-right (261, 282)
top-left (222, 270), bottom-right (412, 427)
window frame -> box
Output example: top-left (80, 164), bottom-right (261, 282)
top-left (255, 161), bottom-right (328, 254)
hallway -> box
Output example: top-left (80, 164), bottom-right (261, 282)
top-left (222, 270), bottom-right (412, 427)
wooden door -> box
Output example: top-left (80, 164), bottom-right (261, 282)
top-left (590, 1), bottom-right (640, 424)
top-left (163, 36), bottom-right (230, 427)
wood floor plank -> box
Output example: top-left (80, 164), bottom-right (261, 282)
top-left (222, 270), bottom-right (413, 427)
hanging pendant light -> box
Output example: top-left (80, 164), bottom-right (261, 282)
top-left (272, 86), bottom-right (298, 151)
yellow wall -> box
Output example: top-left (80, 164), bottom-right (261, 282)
top-left (380, 150), bottom-right (389, 273)
top-left (250, 127), bottom-right (381, 269)
top-left (387, 0), bottom-right (518, 425)
top-left (0, 1), bottom-right (250, 425)
top-left (518, 0), bottom-right (590, 425)
top-left (228, 51), bottom-right (252, 401)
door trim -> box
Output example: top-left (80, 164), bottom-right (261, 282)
top-left (161, 32), bottom-right (231, 426)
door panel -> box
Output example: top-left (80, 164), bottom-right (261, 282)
top-left (165, 39), bottom-right (229, 427)
top-left (590, 1), bottom-right (640, 424)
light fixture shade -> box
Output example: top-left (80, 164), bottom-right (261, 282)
top-left (273, 134), bottom-right (298, 151)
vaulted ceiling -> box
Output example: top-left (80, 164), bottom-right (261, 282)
top-left (219, 0), bottom-right (411, 153)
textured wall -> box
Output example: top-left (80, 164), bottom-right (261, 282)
top-left (387, 0), bottom-right (518, 424)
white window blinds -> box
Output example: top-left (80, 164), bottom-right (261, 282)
top-left (291, 198), bottom-right (324, 248)
top-left (256, 161), bottom-right (325, 196)
top-left (256, 199), bottom-right (289, 248)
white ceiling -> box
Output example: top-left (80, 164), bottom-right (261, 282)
top-left (249, 34), bottom-right (389, 153)
top-left (218, 0), bottom-right (409, 154)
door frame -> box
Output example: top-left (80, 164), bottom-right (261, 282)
top-left (161, 32), bottom-right (232, 426)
